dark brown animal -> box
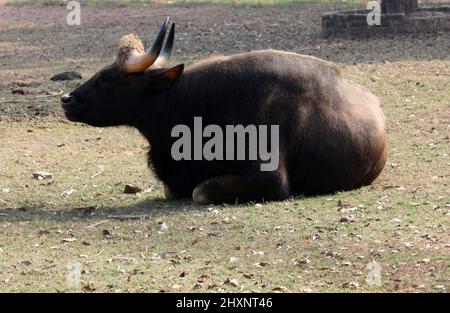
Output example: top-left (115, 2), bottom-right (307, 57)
top-left (61, 17), bottom-right (387, 204)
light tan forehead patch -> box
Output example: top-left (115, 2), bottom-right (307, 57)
top-left (116, 34), bottom-right (145, 70)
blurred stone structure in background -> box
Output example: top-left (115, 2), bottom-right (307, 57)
top-left (322, 0), bottom-right (450, 38)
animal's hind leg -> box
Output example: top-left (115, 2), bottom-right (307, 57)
top-left (192, 172), bottom-right (290, 205)
top-left (360, 141), bottom-right (388, 187)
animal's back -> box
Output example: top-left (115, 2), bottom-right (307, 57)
top-left (158, 50), bottom-right (386, 196)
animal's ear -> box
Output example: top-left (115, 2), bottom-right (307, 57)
top-left (147, 64), bottom-right (184, 82)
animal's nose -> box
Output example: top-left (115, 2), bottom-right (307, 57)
top-left (61, 94), bottom-right (73, 104)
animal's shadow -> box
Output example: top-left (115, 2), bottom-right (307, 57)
top-left (0, 197), bottom-right (212, 223)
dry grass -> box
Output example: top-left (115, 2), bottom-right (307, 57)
top-left (0, 59), bottom-right (448, 292)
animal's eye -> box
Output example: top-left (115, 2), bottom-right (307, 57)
top-left (95, 73), bottom-right (114, 90)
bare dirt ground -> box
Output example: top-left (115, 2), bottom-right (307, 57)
top-left (0, 2), bottom-right (449, 292)
top-left (0, 2), bottom-right (449, 116)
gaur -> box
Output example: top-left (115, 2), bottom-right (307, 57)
top-left (61, 17), bottom-right (387, 204)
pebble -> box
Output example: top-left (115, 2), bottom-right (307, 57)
top-left (50, 71), bottom-right (82, 81)
top-left (32, 171), bottom-right (52, 180)
top-left (123, 184), bottom-right (142, 194)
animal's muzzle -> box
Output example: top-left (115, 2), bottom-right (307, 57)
top-left (61, 93), bottom-right (82, 122)
top-left (61, 93), bottom-right (75, 109)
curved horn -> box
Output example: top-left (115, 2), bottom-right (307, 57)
top-left (154, 23), bottom-right (175, 67)
top-left (125, 16), bottom-right (170, 73)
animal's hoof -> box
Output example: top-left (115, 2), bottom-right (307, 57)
top-left (164, 185), bottom-right (179, 200)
